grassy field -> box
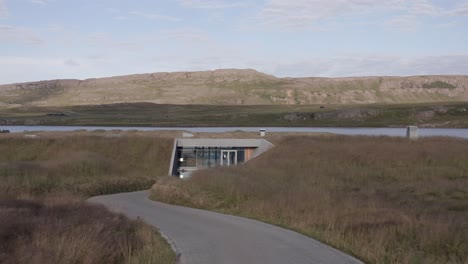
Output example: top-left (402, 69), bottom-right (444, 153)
top-left (151, 135), bottom-right (468, 264)
top-left (0, 134), bottom-right (176, 264)
top-left (1, 101), bottom-right (468, 127)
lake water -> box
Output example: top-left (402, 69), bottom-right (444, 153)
top-left (1, 126), bottom-right (468, 139)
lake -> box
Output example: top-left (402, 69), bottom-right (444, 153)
top-left (1, 126), bottom-right (468, 139)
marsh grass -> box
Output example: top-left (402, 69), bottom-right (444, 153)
top-left (0, 196), bottom-right (176, 264)
top-left (152, 136), bottom-right (468, 264)
top-left (0, 136), bottom-right (173, 198)
top-left (0, 135), bottom-right (176, 264)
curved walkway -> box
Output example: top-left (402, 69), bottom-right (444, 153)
top-left (89, 191), bottom-right (362, 264)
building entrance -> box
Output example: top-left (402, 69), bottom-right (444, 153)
top-left (221, 150), bottom-right (237, 166)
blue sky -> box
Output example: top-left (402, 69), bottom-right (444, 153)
top-left (1, 0), bottom-right (468, 84)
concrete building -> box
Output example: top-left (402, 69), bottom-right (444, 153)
top-left (169, 138), bottom-right (274, 178)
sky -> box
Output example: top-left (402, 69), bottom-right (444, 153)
top-left (1, 0), bottom-right (468, 84)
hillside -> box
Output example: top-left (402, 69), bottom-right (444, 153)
top-left (1, 69), bottom-right (468, 107)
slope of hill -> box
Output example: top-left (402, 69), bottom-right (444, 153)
top-left (1, 69), bottom-right (467, 107)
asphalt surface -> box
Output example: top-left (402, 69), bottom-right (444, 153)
top-left (89, 191), bottom-right (363, 264)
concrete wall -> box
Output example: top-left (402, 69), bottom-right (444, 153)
top-left (252, 140), bottom-right (275, 158)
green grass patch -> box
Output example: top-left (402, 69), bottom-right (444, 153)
top-left (422, 81), bottom-right (456, 89)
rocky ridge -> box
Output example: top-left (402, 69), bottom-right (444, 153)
top-left (0, 69), bottom-right (467, 107)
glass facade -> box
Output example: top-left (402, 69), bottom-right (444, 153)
top-left (176, 147), bottom-right (246, 177)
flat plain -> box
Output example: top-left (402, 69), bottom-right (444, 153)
top-left (1, 101), bottom-right (468, 128)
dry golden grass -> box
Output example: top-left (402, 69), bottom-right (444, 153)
top-left (152, 135), bottom-right (468, 264)
top-left (0, 135), bottom-right (173, 198)
top-left (0, 134), bottom-right (176, 264)
top-left (0, 195), bottom-right (176, 264)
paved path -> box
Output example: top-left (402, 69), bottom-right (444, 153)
top-left (89, 191), bottom-right (362, 264)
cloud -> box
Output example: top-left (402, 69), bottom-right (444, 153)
top-left (447, 2), bottom-right (468, 16)
top-left (129, 53), bottom-right (468, 78)
top-left (0, 56), bottom-right (73, 83)
top-left (105, 7), bottom-right (120, 13)
top-left (88, 32), bottom-right (140, 49)
top-left (177, 0), bottom-right (247, 9)
top-left (408, 0), bottom-right (440, 16)
top-left (269, 54), bottom-right (468, 77)
top-left (0, 25), bottom-right (44, 45)
top-left (161, 28), bottom-right (210, 42)
top-left (255, 0), bottom-right (466, 31)
top-left (113, 16), bottom-right (129, 20)
top-left (130, 11), bottom-right (181, 22)
top-left (257, 0), bottom-right (399, 29)
top-left (0, 0), bottom-right (8, 19)
top-left (0, 55), bottom-right (162, 84)
top-left (64, 59), bottom-right (80, 67)
top-left (0, 55), bottom-right (129, 84)
top-left (30, 0), bottom-right (57, 5)
top-left (435, 21), bottom-right (457, 29)
top-left (105, 8), bottom-right (130, 20)
top-left (1, 53), bottom-right (467, 85)
top-left (30, 0), bottom-right (50, 5)
top-left (385, 16), bottom-right (421, 32)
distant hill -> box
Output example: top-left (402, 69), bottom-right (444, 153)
top-left (1, 69), bottom-right (467, 107)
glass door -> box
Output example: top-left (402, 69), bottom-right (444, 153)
top-left (221, 150), bottom-right (237, 166)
